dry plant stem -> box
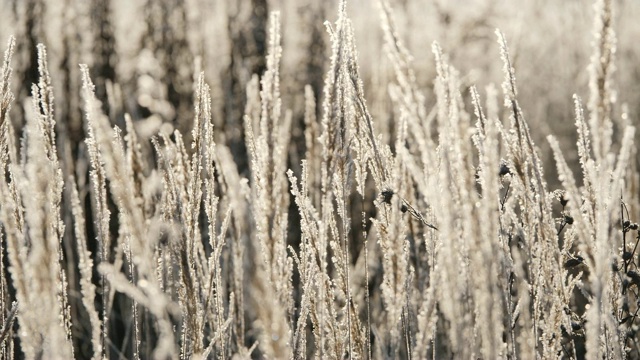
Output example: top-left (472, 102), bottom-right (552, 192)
top-left (124, 115), bottom-right (142, 360)
top-left (320, 1), bottom-right (359, 357)
top-left (244, 11), bottom-right (293, 358)
top-left (0, 302), bottom-right (17, 347)
top-left (340, 165), bottom-right (353, 360)
top-left (81, 65), bottom-right (178, 359)
top-left (81, 61), bottom-right (112, 359)
top-left (69, 175), bottom-right (103, 359)
top-left (361, 196), bottom-right (371, 360)
top-left (588, 0), bottom-right (615, 162)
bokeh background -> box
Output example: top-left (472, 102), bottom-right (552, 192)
top-left (2, 0), bottom-right (639, 180)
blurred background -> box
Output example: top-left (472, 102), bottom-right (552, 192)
top-left (1, 0), bottom-right (639, 181)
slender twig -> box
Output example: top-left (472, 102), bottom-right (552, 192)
top-left (557, 220), bottom-right (567, 237)
top-left (622, 199), bottom-right (628, 272)
top-left (400, 197), bottom-right (438, 231)
top-left (350, 75), bottom-right (386, 183)
top-left (340, 165), bottom-right (353, 360)
top-left (380, 189), bottom-right (437, 230)
top-left (361, 195), bottom-right (371, 360)
top-left (0, 302), bottom-right (18, 346)
top-left (628, 235), bottom-right (640, 270)
top-left (500, 182), bottom-right (511, 212)
top-left (403, 286), bottom-right (413, 360)
top-left (401, 309), bottom-right (411, 360)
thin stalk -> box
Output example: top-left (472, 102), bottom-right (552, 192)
top-left (362, 196), bottom-right (371, 360)
top-left (341, 166), bottom-right (353, 359)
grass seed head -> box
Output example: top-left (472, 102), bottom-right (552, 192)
top-left (380, 188), bottom-right (394, 204)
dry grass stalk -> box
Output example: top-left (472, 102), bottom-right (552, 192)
top-left (0, 0), bottom-right (639, 358)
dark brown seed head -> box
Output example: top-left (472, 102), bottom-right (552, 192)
top-left (564, 256), bottom-right (583, 269)
top-left (381, 189), bottom-right (394, 204)
top-left (627, 270), bottom-right (640, 286)
top-left (499, 163), bottom-right (510, 176)
top-left (560, 195), bottom-right (569, 207)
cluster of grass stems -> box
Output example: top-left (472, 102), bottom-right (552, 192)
top-left (0, 0), bottom-right (639, 359)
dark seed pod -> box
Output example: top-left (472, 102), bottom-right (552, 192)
top-left (381, 189), bottom-right (394, 204)
top-left (626, 270), bottom-right (640, 286)
top-left (564, 215), bottom-right (574, 225)
top-left (624, 220), bottom-right (631, 228)
top-left (623, 251), bottom-right (633, 261)
top-left (560, 195), bottom-right (569, 207)
top-left (499, 163), bottom-right (510, 176)
top-left (564, 256), bottom-right (583, 269)
top-left (571, 322), bottom-right (582, 331)
top-left (630, 223), bottom-right (639, 230)
top-left (400, 204), bottom-right (408, 213)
